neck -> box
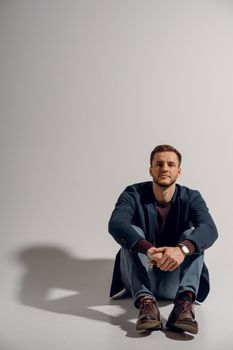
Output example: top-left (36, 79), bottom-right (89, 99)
top-left (152, 182), bottom-right (176, 203)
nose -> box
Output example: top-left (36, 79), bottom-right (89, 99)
top-left (161, 163), bottom-right (169, 172)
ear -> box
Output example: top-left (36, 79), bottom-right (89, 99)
top-left (177, 167), bottom-right (181, 177)
top-left (149, 166), bottom-right (153, 176)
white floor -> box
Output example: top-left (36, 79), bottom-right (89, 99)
top-left (1, 241), bottom-right (232, 350)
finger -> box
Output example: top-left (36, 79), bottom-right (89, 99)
top-left (152, 253), bottom-right (159, 261)
top-left (168, 262), bottom-right (178, 271)
top-left (159, 258), bottom-right (175, 271)
top-left (159, 262), bottom-right (170, 271)
top-left (148, 254), bottom-right (156, 263)
top-left (158, 250), bottom-right (178, 270)
top-left (169, 259), bottom-right (183, 271)
top-left (156, 254), bottom-right (168, 267)
top-left (154, 247), bottom-right (166, 253)
top-left (149, 247), bottom-right (157, 253)
top-left (153, 253), bottom-right (163, 262)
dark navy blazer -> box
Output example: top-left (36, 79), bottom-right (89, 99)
top-left (108, 181), bottom-right (218, 302)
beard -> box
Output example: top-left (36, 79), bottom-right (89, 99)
top-left (153, 177), bottom-right (177, 188)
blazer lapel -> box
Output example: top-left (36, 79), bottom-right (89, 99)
top-left (143, 183), bottom-right (157, 243)
top-left (145, 202), bottom-right (157, 243)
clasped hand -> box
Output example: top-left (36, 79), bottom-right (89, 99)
top-left (147, 246), bottom-right (185, 272)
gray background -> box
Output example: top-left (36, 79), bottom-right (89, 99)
top-left (1, 1), bottom-right (233, 349)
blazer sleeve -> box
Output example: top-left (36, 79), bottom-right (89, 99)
top-left (108, 189), bottom-right (145, 250)
top-left (187, 190), bottom-right (218, 252)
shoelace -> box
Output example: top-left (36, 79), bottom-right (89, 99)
top-left (140, 298), bottom-right (155, 313)
top-left (175, 300), bottom-right (194, 316)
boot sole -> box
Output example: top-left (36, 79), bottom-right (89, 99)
top-left (136, 319), bottom-right (163, 332)
top-left (166, 320), bottom-right (198, 334)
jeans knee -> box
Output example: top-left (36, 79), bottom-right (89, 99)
top-left (179, 227), bottom-right (195, 242)
top-left (131, 225), bottom-right (146, 239)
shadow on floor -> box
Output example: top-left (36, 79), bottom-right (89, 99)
top-left (14, 244), bottom-right (194, 340)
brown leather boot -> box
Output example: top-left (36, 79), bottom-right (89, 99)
top-left (136, 295), bottom-right (163, 331)
top-left (166, 299), bottom-right (198, 334)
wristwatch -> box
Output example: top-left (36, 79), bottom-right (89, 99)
top-left (178, 243), bottom-right (190, 256)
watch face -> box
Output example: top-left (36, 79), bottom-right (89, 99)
top-left (179, 244), bottom-right (189, 255)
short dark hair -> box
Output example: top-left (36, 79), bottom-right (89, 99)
top-left (150, 144), bottom-right (182, 166)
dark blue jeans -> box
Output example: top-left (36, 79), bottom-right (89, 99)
top-left (120, 226), bottom-right (204, 307)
